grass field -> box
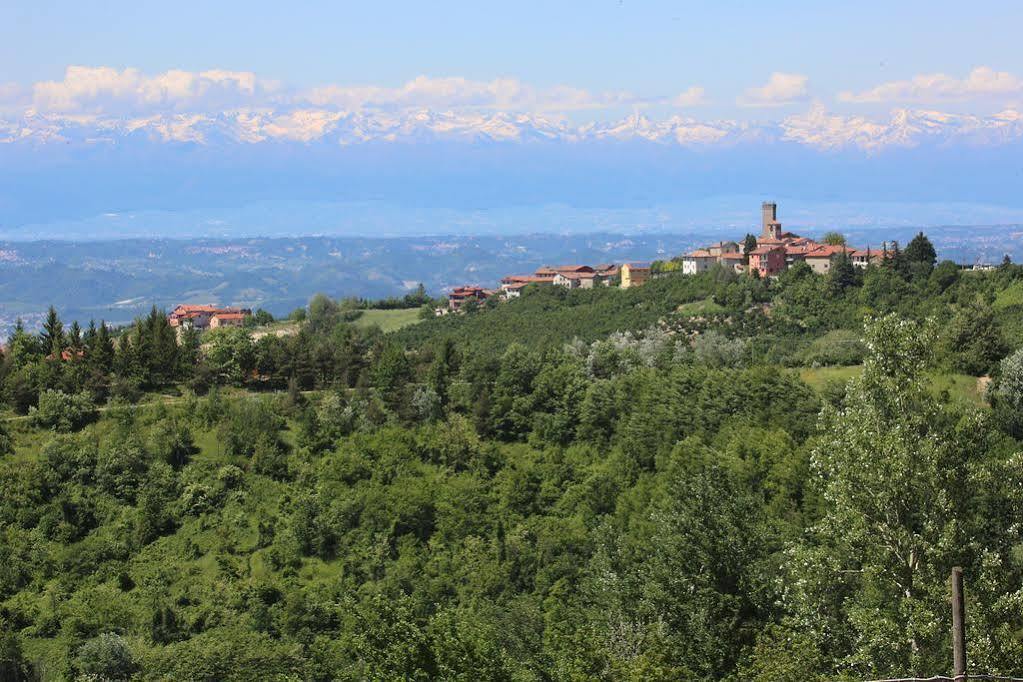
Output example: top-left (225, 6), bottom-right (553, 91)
top-left (676, 298), bottom-right (726, 316)
top-left (354, 308), bottom-right (423, 333)
top-left (797, 365), bottom-right (987, 407)
top-left (994, 280), bottom-right (1023, 310)
top-left (797, 365), bottom-right (862, 391)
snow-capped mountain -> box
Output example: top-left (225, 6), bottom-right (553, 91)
top-left (4, 106), bottom-right (1022, 151)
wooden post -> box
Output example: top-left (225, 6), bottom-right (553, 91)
top-left (951, 566), bottom-right (967, 681)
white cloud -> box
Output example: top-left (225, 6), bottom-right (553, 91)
top-left (22, 68), bottom-right (641, 116)
top-left (304, 75), bottom-right (637, 113)
top-left (671, 86), bottom-right (707, 108)
top-left (838, 66), bottom-right (1023, 104)
top-left (739, 72), bottom-right (810, 108)
top-left (30, 66), bottom-right (275, 114)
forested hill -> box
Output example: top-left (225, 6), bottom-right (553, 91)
top-left (3, 249), bottom-right (1023, 680)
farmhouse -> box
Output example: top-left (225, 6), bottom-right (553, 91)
top-left (210, 312), bottom-right (246, 328)
top-left (500, 275), bottom-right (549, 298)
top-left (748, 245), bottom-right (786, 278)
top-left (168, 304), bottom-right (251, 330)
top-left (620, 262), bottom-right (651, 288)
top-left (804, 244), bottom-right (856, 274)
top-left (851, 248), bottom-right (886, 268)
top-left (719, 251), bottom-right (746, 273)
top-left (707, 241), bottom-right (740, 257)
top-left (448, 286), bottom-right (491, 311)
top-left (553, 271), bottom-right (602, 289)
top-left (681, 249), bottom-right (718, 275)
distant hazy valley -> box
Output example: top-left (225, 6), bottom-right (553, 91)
top-left (1, 224), bottom-right (1022, 336)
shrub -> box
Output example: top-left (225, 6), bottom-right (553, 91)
top-left (73, 633), bottom-right (138, 681)
top-left (29, 390), bottom-right (96, 432)
top-left (692, 330), bottom-right (748, 368)
top-left (802, 329), bottom-right (865, 367)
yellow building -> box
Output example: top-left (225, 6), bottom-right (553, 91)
top-left (620, 262), bottom-right (651, 288)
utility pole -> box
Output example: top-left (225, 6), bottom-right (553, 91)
top-left (951, 566), bottom-right (967, 681)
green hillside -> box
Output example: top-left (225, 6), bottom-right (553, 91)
top-left (4, 248), bottom-right (1023, 680)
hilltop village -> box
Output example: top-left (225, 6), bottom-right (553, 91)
top-left (443, 202), bottom-right (893, 312)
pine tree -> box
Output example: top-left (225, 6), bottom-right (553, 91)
top-left (84, 319), bottom-right (97, 348)
top-left (90, 322), bottom-right (115, 373)
top-left (828, 251), bottom-right (857, 293)
top-left (904, 231), bottom-right (937, 266)
top-left (6, 319), bottom-right (38, 367)
top-left (39, 306), bottom-right (64, 357)
top-left (68, 320), bottom-right (83, 350)
top-left (742, 234), bottom-right (758, 259)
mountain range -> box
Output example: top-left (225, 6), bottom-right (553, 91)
top-left (4, 106), bottom-right (1023, 150)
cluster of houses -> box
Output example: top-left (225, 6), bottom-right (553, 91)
top-left (447, 262), bottom-right (652, 311)
top-left (167, 304), bottom-right (251, 330)
top-left (681, 202), bottom-right (886, 278)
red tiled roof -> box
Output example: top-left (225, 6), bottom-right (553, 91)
top-left (751, 245), bottom-right (785, 255)
top-left (213, 312), bottom-right (245, 321)
top-left (784, 243), bottom-right (819, 255)
top-left (805, 244), bottom-right (857, 258)
top-left (502, 275), bottom-right (548, 284)
top-left (450, 286), bottom-right (488, 298)
top-left (686, 249), bottom-right (714, 258)
top-left (719, 252), bottom-right (745, 260)
top-left (172, 304), bottom-right (219, 314)
top-left (551, 265), bottom-right (595, 273)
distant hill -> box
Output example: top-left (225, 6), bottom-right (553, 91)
top-left (1, 225), bottom-right (1021, 337)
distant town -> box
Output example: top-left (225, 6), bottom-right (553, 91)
top-left (438, 201), bottom-right (941, 313)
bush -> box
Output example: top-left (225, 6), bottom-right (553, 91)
top-left (251, 436), bottom-right (290, 480)
top-left (73, 633), bottom-right (138, 681)
top-left (802, 329), bottom-right (865, 367)
top-left (218, 398), bottom-right (286, 459)
top-left (29, 390), bottom-right (96, 432)
top-left (692, 330), bottom-right (748, 368)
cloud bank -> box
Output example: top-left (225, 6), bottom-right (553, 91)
top-left (2, 65), bottom-right (1023, 152)
top-left (839, 67), bottom-right (1023, 104)
top-left (739, 72), bottom-right (810, 108)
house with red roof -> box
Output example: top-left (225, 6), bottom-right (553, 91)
top-left (749, 245), bottom-right (786, 278)
top-left (719, 251), bottom-right (746, 274)
top-left (681, 249), bottom-right (718, 275)
top-left (169, 304), bottom-right (251, 330)
top-left (448, 286), bottom-right (491, 311)
top-left (850, 247), bottom-right (887, 268)
top-left (804, 244), bottom-right (857, 274)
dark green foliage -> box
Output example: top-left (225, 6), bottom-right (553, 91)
top-left (905, 230), bottom-right (938, 266)
top-left (0, 627), bottom-right (35, 682)
top-left (5, 258), bottom-right (1023, 679)
top-left (742, 233), bottom-right (758, 256)
top-left (945, 300), bottom-right (1007, 375)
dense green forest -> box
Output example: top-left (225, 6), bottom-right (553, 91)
top-left (4, 242), bottom-right (1023, 680)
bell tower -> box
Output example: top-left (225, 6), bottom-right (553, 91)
top-left (761, 202), bottom-right (781, 239)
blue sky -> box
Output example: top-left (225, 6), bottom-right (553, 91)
top-left (4, 1), bottom-right (1022, 118)
top-left (2, 1), bottom-right (1023, 237)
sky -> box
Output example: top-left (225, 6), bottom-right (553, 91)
top-left (2, 1), bottom-right (1023, 237)
top-left (4, 1), bottom-right (1023, 118)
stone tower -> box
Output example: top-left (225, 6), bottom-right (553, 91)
top-left (761, 202), bottom-right (781, 240)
